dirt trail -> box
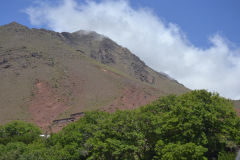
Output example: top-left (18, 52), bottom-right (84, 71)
top-left (29, 82), bottom-right (69, 130)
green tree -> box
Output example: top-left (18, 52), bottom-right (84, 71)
top-left (217, 151), bottom-right (236, 160)
top-left (154, 141), bottom-right (207, 160)
top-left (0, 121), bottom-right (41, 145)
top-left (86, 111), bottom-right (146, 160)
top-left (0, 142), bottom-right (27, 160)
top-left (145, 90), bottom-right (240, 159)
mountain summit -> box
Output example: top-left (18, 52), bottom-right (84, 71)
top-left (0, 22), bottom-right (188, 130)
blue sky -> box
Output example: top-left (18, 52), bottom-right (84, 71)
top-left (130, 0), bottom-right (240, 48)
top-left (1, 0), bottom-right (240, 48)
top-left (1, 0), bottom-right (240, 99)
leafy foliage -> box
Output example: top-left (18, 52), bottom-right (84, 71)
top-left (145, 90), bottom-right (240, 158)
top-left (154, 142), bottom-right (207, 160)
top-left (0, 121), bottom-right (41, 145)
top-left (217, 151), bottom-right (236, 160)
top-left (0, 90), bottom-right (239, 159)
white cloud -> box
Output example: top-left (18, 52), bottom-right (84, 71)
top-left (25, 0), bottom-right (240, 99)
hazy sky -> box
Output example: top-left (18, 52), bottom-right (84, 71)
top-left (1, 0), bottom-right (240, 99)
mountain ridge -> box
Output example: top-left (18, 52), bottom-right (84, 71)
top-left (0, 22), bottom-right (189, 131)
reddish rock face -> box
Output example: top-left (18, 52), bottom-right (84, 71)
top-left (29, 81), bottom-right (69, 131)
top-left (102, 85), bottom-right (159, 112)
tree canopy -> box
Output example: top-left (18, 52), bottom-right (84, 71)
top-left (0, 90), bottom-right (239, 160)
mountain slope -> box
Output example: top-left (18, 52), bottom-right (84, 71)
top-left (0, 22), bottom-right (188, 130)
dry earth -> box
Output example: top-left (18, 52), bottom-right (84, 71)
top-left (29, 81), bottom-right (69, 130)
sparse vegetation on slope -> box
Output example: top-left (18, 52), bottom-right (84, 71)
top-left (0, 90), bottom-right (239, 160)
top-left (0, 22), bottom-right (188, 130)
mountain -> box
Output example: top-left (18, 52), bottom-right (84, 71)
top-left (0, 22), bottom-right (188, 130)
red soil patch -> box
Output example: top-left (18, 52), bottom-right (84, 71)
top-left (29, 82), bottom-right (69, 131)
top-left (99, 67), bottom-right (160, 112)
top-left (102, 84), bottom-right (159, 112)
top-left (49, 83), bottom-right (159, 132)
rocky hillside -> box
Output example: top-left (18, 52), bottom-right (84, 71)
top-left (0, 22), bottom-right (188, 130)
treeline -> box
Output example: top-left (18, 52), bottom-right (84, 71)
top-left (0, 90), bottom-right (239, 160)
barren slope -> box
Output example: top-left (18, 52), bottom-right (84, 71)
top-left (0, 22), bottom-right (189, 130)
